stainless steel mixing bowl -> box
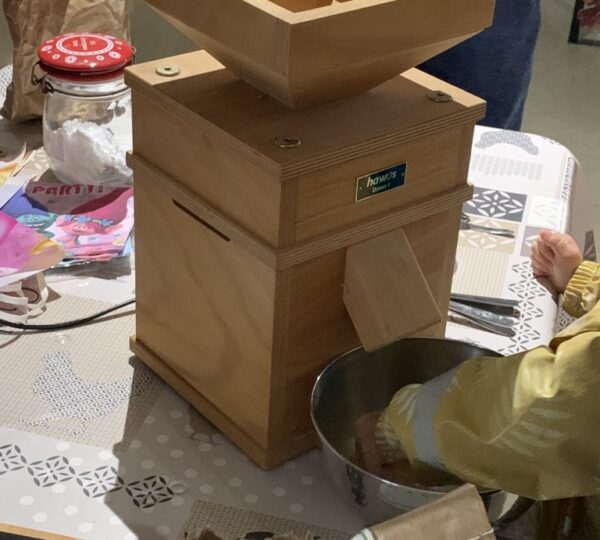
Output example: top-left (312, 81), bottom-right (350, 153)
top-left (310, 337), bottom-right (531, 527)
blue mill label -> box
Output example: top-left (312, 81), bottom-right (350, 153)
top-left (355, 162), bottom-right (407, 202)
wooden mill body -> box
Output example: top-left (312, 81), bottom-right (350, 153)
top-left (127, 51), bottom-right (485, 468)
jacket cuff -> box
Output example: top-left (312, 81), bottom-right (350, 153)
top-left (563, 261), bottom-right (598, 317)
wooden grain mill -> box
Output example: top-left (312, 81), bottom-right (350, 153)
top-left (127, 0), bottom-right (495, 468)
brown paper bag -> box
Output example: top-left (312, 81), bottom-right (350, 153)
top-left (1, 0), bottom-right (131, 122)
top-left (366, 484), bottom-right (495, 540)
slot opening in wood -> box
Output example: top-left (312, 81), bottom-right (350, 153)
top-left (173, 200), bottom-right (231, 242)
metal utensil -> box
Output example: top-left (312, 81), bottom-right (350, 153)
top-left (310, 337), bottom-right (532, 527)
top-left (461, 213), bottom-right (515, 238)
top-left (449, 300), bottom-right (517, 337)
top-left (451, 293), bottom-right (520, 316)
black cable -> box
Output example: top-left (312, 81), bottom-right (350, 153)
top-left (0, 298), bottom-right (135, 332)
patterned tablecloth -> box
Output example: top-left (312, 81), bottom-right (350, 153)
top-left (447, 127), bottom-right (596, 352)
top-left (0, 122), bottom-right (595, 540)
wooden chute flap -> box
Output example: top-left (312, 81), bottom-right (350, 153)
top-left (344, 227), bottom-right (442, 352)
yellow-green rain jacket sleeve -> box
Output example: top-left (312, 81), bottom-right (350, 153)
top-left (377, 262), bottom-right (600, 500)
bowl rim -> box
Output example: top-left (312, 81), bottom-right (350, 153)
top-left (309, 336), bottom-right (501, 497)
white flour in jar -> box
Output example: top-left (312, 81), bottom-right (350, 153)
top-left (44, 109), bottom-right (132, 186)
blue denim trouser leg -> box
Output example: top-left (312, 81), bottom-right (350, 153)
top-left (420, 0), bottom-right (541, 130)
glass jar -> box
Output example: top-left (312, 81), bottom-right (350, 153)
top-left (36, 33), bottom-right (134, 186)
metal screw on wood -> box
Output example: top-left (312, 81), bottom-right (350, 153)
top-left (156, 64), bottom-right (181, 77)
top-left (274, 136), bottom-right (301, 148)
top-left (427, 90), bottom-right (453, 103)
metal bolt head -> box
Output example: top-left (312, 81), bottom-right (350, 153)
top-left (156, 64), bottom-right (181, 77)
top-left (274, 136), bottom-right (301, 149)
top-left (427, 90), bottom-right (454, 103)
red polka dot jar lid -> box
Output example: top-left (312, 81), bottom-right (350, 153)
top-left (38, 33), bottom-right (133, 81)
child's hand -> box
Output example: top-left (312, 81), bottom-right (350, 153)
top-left (531, 231), bottom-right (583, 293)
